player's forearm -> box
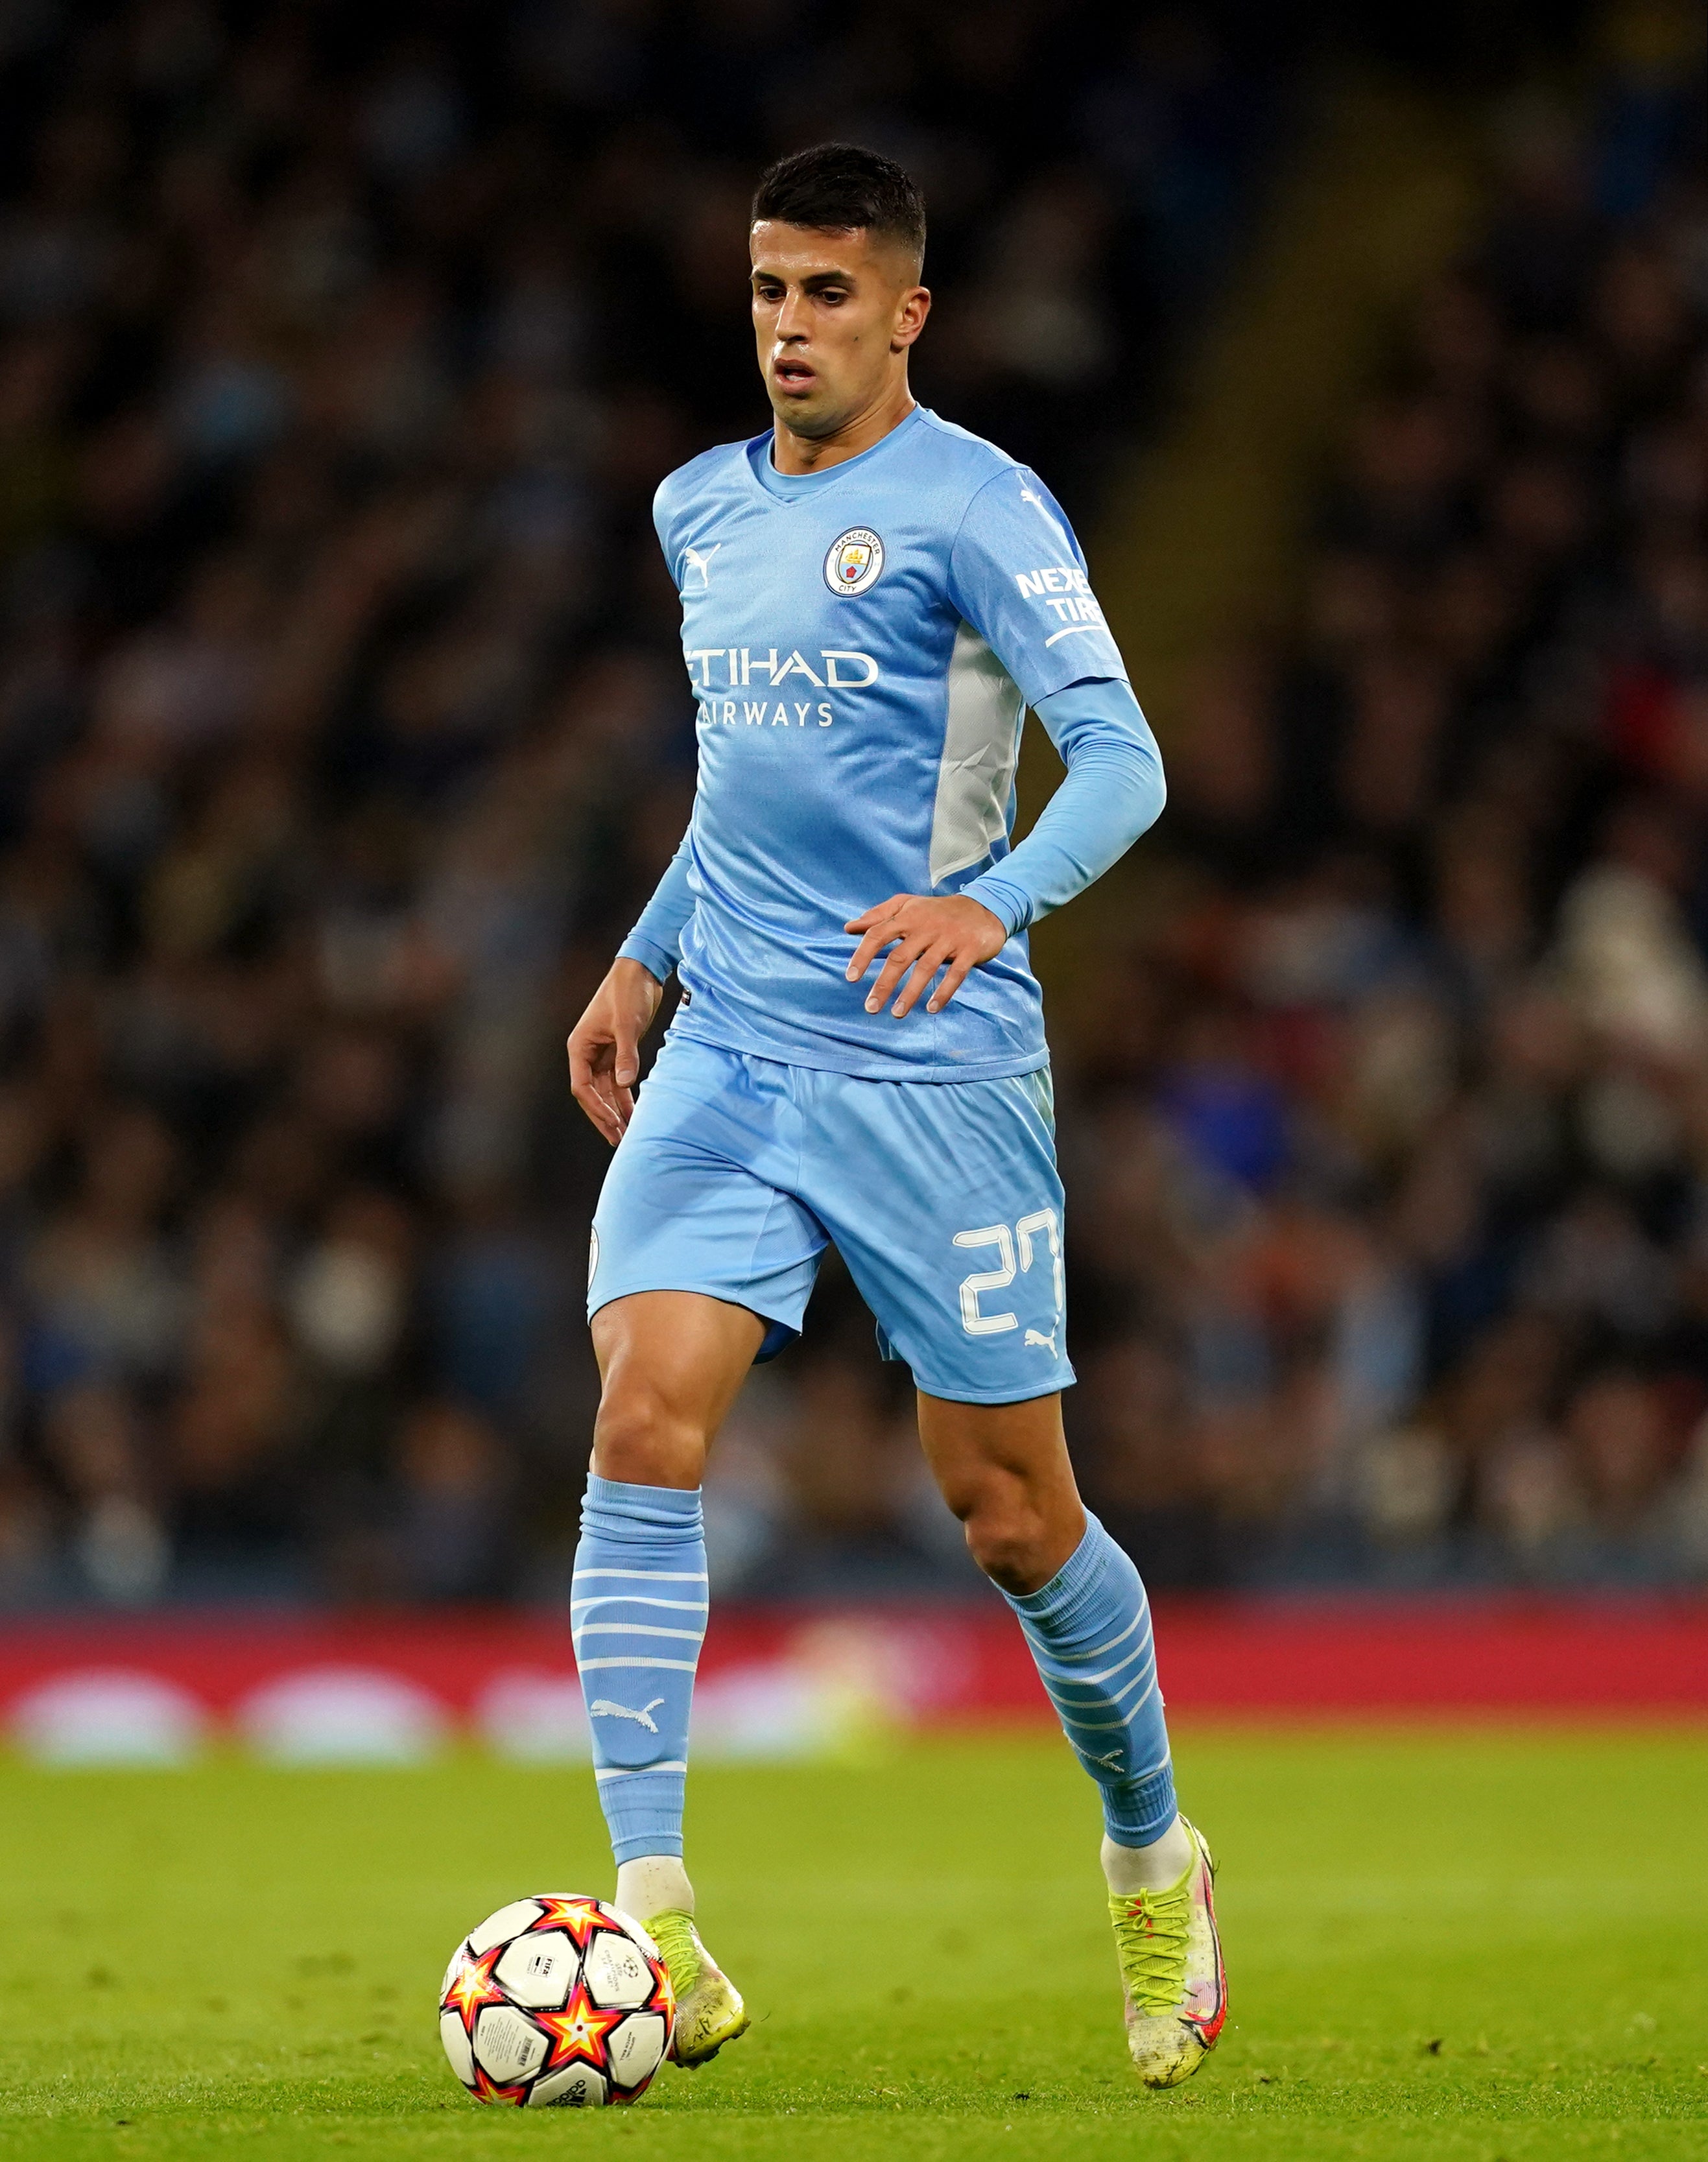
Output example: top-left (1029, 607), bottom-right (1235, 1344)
top-left (962, 677), bottom-right (1165, 936)
top-left (617, 830), bottom-right (696, 982)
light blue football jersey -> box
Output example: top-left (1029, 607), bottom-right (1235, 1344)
top-left (651, 405), bottom-right (1128, 1082)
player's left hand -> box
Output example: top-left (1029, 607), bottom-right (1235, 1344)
top-left (844, 893), bottom-right (1008, 1017)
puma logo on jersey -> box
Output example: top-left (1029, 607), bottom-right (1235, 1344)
top-left (1025, 1327), bottom-right (1058, 1354)
top-left (680, 543), bottom-right (720, 593)
top-left (589, 1696), bottom-right (665, 1732)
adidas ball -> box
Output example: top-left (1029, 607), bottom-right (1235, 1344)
top-left (439, 1895), bottom-right (675, 2106)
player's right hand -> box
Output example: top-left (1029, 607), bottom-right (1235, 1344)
top-left (567, 958), bottom-right (665, 1146)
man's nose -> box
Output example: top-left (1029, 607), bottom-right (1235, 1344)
top-left (774, 289), bottom-right (811, 342)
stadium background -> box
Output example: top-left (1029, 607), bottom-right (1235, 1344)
top-left (1, 7), bottom-right (1705, 2158)
top-left (0, 0), bottom-right (1704, 1745)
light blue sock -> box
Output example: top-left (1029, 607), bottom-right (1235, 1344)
top-left (1003, 1514), bottom-right (1177, 1845)
top-left (572, 1475), bottom-right (707, 1866)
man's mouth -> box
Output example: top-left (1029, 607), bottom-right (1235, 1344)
top-left (772, 358), bottom-right (816, 392)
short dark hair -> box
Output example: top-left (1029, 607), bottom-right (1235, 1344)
top-left (751, 142), bottom-right (926, 264)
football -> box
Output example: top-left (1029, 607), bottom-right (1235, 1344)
top-left (438, 1895), bottom-right (676, 2107)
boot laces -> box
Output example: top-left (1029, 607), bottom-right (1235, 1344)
top-left (1109, 1881), bottom-right (1191, 2016)
top-left (643, 1908), bottom-right (702, 2001)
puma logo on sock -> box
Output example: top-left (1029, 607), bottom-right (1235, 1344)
top-left (589, 1697), bottom-right (666, 1733)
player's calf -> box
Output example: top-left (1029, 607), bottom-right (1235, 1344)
top-left (984, 1501), bottom-right (1227, 2082)
top-left (574, 1296), bottom-right (770, 2075)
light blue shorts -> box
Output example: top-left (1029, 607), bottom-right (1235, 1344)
top-left (587, 1032), bottom-right (1073, 1405)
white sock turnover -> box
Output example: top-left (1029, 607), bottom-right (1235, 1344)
top-left (1102, 1815), bottom-right (1194, 1895)
top-left (614, 1854), bottom-right (694, 1923)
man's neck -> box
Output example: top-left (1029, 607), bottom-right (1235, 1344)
top-left (771, 383), bottom-right (916, 476)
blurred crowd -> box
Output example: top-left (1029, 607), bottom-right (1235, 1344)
top-left (0, 0), bottom-right (1276, 1606)
top-left (1073, 51), bottom-right (1708, 1588)
top-left (1, 5), bottom-right (1703, 1610)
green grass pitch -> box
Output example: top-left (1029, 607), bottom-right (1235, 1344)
top-left (1, 1728), bottom-right (1703, 2160)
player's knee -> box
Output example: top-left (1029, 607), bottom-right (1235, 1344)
top-left (591, 1375), bottom-right (707, 1488)
top-left (958, 1486), bottom-right (1052, 1595)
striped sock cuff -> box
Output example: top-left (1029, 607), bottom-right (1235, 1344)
top-left (596, 1766), bottom-right (689, 1864)
top-left (1102, 1759), bottom-right (1178, 1847)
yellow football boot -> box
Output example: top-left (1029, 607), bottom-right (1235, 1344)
top-left (1110, 1819), bottom-right (1227, 2088)
top-left (645, 1909), bottom-right (750, 2068)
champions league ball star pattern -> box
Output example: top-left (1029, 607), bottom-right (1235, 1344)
top-left (438, 1895), bottom-right (675, 2108)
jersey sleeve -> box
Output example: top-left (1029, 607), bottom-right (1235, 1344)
top-left (962, 677), bottom-right (1165, 936)
top-left (945, 467), bottom-right (1129, 707)
top-left (618, 826), bottom-right (695, 981)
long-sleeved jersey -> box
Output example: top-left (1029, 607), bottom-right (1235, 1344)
top-left (621, 405), bottom-right (1163, 1081)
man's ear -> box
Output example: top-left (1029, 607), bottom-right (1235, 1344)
top-left (892, 284), bottom-right (931, 352)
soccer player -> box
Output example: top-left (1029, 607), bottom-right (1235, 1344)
top-left (565, 143), bottom-right (1225, 2089)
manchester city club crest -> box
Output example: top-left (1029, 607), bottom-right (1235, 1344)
top-left (824, 526), bottom-right (884, 597)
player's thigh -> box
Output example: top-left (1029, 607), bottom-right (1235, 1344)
top-left (589, 1036), bottom-right (826, 1360)
top-left (914, 1386), bottom-right (1079, 1519)
top-left (915, 1386), bottom-right (1085, 1591)
top-left (801, 1065), bottom-right (1073, 1406)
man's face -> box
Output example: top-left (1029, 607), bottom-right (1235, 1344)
top-left (750, 220), bottom-right (929, 437)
